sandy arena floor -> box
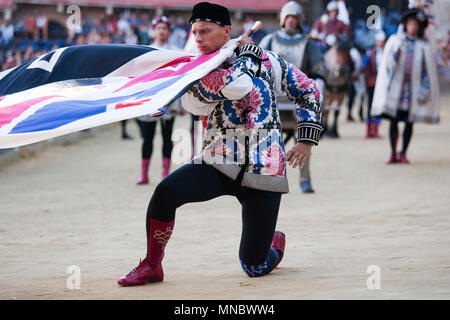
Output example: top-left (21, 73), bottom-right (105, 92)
top-left (0, 94), bottom-right (449, 300)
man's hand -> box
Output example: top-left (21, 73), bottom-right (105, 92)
top-left (238, 29), bottom-right (255, 48)
top-left (286, 141), bottom-right (313, 169)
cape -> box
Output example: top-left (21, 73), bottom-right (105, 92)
top-left (371, 32), bottom-right (440, 123)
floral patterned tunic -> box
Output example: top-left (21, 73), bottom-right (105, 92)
top-left (182, 42), bottom-right (324, 193)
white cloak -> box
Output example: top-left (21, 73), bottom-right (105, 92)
top-left (371, 31), bottom-right (440, 123)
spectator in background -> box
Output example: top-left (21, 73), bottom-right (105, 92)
top-left (311, 1), bottom-right (351, 44)
top-left (86, 28), bottom-right (101, 44)
top-left (137, 24), bottom-right (150, 45)
top-left (129, 12), bottom-right (140, 30)
top-left (2, 50), bottom-right (17, 70)
top-left (169, 16), bottom-right (188, 49)
top-left (36, 12), bottom-right (48, 40)
top-left (346, 38), bottom-right (366, 122)
top-left (135, 15), bottom-right (183, 184)
top-left (111, 29), bottom-right (124, 44)
top-left (74, 33), bottom-right (87, 46)
top-left (361, 30), bottom-right (386, 139)
top-left (124, 28), bottom-right (138, 45)
top-left (24, 13), bottom-right (36, 40)
top-left (117, 13), bottom-right (130, 35)
top-left (23, 45), bottom-right (34, 62)
top-left (1, 20), bottom-right (14, 50)
top-left (372, 9), bottom-right (440, 164)
top-left (353, 19), bottom-right (376, 50)
top-left (106, 13), bottom-right (118, 36)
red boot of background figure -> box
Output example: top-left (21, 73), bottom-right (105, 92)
top-left (399, 153), bottom-right (410, 164)
top-left (162, 157), bottom-right (171, 179)
top-left (137, 158), bottom-right (150, 185)
top-left (386, 153), bottom-right (398, 164)
top-left (365, 122), bottom-right (373, 138)
top-left (372, 123), bottom-right (382, 138)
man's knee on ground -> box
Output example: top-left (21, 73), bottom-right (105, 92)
top-left (239, 259), bottom-right (270, 278)
top-left (239, 248), bottom-right (282, 277)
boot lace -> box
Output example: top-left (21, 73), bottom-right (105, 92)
top-left (126, 259), bottom-right (146, 276)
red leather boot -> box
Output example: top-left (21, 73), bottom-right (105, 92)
top-left (118, 219), bottom-right (174, 286)
top-left (365, 122), bottom-right (373, 139)
top-left (387, 134), bottom-right (399, 164)
top-left (399, 153), bottom-right (410, 164)
top-left (372, 123), bottom-right (382, 139)
top-left (386, 153), bottom-right (398, 164)
top-left (271, 231), bottom-right (286, 267)
top-left (162, 157), bottom-right (171, 179)
top-left (137, 158), bottom-right (150, 185)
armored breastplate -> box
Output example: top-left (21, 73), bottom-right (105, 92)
top-left (270, 31), bottom-right (308, 68)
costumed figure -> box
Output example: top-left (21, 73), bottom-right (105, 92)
top-left (118, 2), bottom-right (324, 286)
top-left (322, 39), bottom-right (354, 138)
top-left (361, 30), bottom-right (386, 138)
top-left (371, 8), bottom-right (440, 164)
top-left (310, 0), bottom-right (351, 48)
top-left (259, 1), bottom-right (326, 193)
top-left (346, 40), bottom-right (366, 123)
top-left (136, 16), bottom-right (183, 184)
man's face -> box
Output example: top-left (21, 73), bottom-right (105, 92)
top-left (191, 21), bottom-right (231, 54)
top-left (284, 15), bottom-right (299, 31)
top-left (329, 10), bottom-right (338, 19)
top-left (375, 39), bottom-right (385, 48)
top-left (154, 22), bottom-right (170, 44)
top-left (405, 18), bottom-right (419, 37)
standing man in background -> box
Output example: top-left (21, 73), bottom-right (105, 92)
top-left (259, 1), bottom-right (326, 194)
top-left (136, 16), bottom-right (183, 184)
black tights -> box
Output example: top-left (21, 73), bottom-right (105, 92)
top-left (146, 162), bottom-right (282, 275)
top-left (137, 118), bottom-right (175, 159)
top-left (389, 119), bottom-right (413, 154)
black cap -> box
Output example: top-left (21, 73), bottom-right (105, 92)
top-left (401, 8), bottom-right (429, 29)
top-left (189, 2), bottom-right (231, 27)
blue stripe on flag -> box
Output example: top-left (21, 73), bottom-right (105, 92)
top-left (10, 75), bottom-right (186, 133)
top-left (10, 95), bottom-right (130, 133)
top-left (133, 74), bottom-right (184, 100)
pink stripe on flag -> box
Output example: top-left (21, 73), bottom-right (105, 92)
top-left (0, 95), bottom-right (61, 129)
top-left (115, 51), bottom-right (220, 92)
top-left (115, 98), bottom-right (152, 110)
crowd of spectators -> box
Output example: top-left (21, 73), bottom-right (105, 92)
top-left (0, 10), bottom-right (192, 72)
top-left (0, 6), bottom-right (448, 84)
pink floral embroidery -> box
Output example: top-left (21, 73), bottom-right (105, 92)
top-left (263, 144), bottom-right (286, 176)
top-left (262, 52), bottom-right (271, 69)
top-left (292, 67), bottom-right (320, 99)
top-left (200, 69), bottom-right (232, 93)
top-left (245, 88), bottom-right (263, 129)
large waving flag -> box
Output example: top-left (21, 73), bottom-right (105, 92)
top-left (0, 41), bottom-right (238, 149)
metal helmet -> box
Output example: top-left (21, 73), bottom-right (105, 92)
top-left (280, 1), bottom-right (304, 30)
top-left (327, 1), bottom-right (339, 12)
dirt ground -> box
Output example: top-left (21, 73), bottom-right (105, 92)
top-left (0, 94), bottom-right (449, 300)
